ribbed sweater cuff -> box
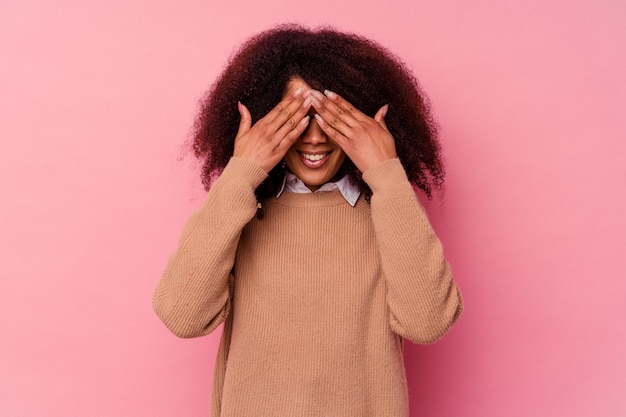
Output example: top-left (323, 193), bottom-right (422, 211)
top-left (221, 157), bottom-right (269, 189)
top-left (361, 158), bottom-right (410, 194)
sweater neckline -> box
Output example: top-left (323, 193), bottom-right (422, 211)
top-left (272, 190), bottom-right (358, 208)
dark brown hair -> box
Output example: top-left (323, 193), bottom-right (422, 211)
top-left (192, 24), bottom-right (444, 202)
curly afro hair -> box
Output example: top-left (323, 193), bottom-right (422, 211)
top-left (192, 24), bottom-right (444, 203)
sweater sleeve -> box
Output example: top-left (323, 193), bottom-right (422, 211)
top-left (362, 158), bottom-right (463, 344)
top-left (152, 157), bottom-right (268, 338)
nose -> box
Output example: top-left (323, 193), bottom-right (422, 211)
top-left (300, 117), bottom-right (328, 145)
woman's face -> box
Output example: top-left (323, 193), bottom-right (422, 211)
top-left (283, 78), bottom-right (346, 191)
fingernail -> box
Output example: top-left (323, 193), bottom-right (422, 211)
top-left (311, 96), bottom-right (323, 107)
top-left (382, 104), bottom-right (389, 117)
top-left (324, 90), bottom-right (337, 100)
top-left (304, 96), bottom-right (312, 106)
top-left (309, 90), bottom-right (323, 100)
top-left (301, 115), bottom-right (310, 125)
top-left (237, 101), bottom-right (242, 112)
top-left (314, 114), bottom-right (324, 125)
top-left (293, 86), bottom-right (304, 97)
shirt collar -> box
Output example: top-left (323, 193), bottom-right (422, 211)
top-left (276, 173), bottom-right (361, 206)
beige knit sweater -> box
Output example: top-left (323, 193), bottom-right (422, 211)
top-left (153, 157), bottom-right (463, 417)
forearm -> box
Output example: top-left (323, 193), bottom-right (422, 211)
top-left (363, 158), bottom-right (463, 344)
top-left (152, 157), bottom-right (267, 338)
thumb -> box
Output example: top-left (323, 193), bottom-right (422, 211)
top-left (374, 104), bottom-right (389, 130)
top-left (236, 101), bottom-right (252, 139)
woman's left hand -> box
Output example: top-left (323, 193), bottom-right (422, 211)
top-left (310, 89), bottom-right (397, 173)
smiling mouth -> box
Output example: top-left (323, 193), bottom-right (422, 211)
top-left (302, 152), bottom-right (328, 161)
top-left (298, 151), bottom-right (332, 168)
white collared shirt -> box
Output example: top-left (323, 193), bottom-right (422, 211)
top-left (276, 173), bottom-right (361, 206)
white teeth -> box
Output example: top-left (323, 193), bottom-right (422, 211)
top-left (302, 153), bottom-right (327, 161)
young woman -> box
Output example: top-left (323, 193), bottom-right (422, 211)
top-left (153, 25), bottom-right (463, 417)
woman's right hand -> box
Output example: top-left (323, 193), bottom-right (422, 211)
top-left (234, 87), bottom-right (312, 173)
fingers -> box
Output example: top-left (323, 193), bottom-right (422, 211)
top-left (236, 101), bottom-right (252, 139)
top-left (310, 89), bottom-right (369, 140)
top-left (274, 115), bottom-right (310, 154)
top-left (275, 93), bottom-right (312, 139)
top-left (321, 89), bottom-right (362, 121)
top-left (374, 104), bottom-right (390, 132)
top-left (267, 88), bottom-right (314, 153)
top-left (266, 87), bottom-right (311, 128)
top-left (233, 87), bottom-right (313, 172)
top-left (311, 91), bottom-right (397, 173)
top-left (312, 113), bottom-right (348, 149)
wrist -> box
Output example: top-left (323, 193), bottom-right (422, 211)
top-left (361, 158), bottom-right (408, 192)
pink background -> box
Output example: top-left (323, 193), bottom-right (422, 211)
top-left (2, 0), bottom-right (625, 416)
